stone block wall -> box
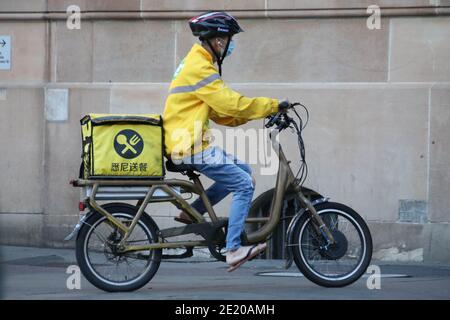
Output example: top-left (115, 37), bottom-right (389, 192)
top-left (0, 1), bottom-right (449, 262)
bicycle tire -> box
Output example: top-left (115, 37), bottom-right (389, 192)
top-left (75, 204), bottom-right (162, 292)
top-left (292, 202), bottom-right (373, 287)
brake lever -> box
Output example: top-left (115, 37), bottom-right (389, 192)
top-left (275, 113), bottom-right (294, 130)
top-left (265, 112), bottom-right (282, 128)
top-left (275, 122), bottom-right (285, 130)
top-left (266, 102), bottom-right (298, 129)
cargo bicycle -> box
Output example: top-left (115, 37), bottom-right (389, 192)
top-left (68, 102), bottom-right (373, 292)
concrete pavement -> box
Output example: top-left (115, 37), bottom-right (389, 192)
top-left (1, 245), bottom-right (450, 300)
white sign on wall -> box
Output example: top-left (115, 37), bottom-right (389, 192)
top-left (0, 36), bottom-right (11, 70)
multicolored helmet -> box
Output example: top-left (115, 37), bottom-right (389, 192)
top-left (189, 11), bottom-right (244, 39)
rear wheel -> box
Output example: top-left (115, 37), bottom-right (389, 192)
top-left (292, 202), bottom-right (372, 287)
top-left (76, 204), bottom-right (162, 292)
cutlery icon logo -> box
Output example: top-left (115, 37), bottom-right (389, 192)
top-left (114, 129), bottom-right (144, 159)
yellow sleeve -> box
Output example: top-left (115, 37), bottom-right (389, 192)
top-left (209, 109), bottom-right (248, 127)
top-left (193, 64), bottom-right (279, 120)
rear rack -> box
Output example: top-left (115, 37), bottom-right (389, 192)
top-left (69, 177), bottom-right (218, 226)
top-left (85, 185), bottom-right (181, 201)
top-left (70, 179), bottom-right (188, 201)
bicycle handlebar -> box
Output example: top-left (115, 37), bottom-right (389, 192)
top-left (265, 102), bottom-right (302, 130)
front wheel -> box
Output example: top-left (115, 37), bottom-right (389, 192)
top-left (292, 202), bottom-right (372, 287)
top-left (75, 204), bottom-right (162, 292)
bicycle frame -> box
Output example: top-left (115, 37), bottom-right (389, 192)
top-left (71, 127), bottom-right (335, 254)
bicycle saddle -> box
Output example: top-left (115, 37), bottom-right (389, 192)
top-left (165, 159), bottom-right (195, 173)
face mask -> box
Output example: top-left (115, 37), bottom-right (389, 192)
top-left (218, 39), bottom-right (235, 57)
top-left (225, 39), bottom-right (235, 57)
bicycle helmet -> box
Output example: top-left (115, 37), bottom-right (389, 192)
top-left (189, 11), bottom-right (244, 75)
top-left (189, 11), bottom-right (243, 39)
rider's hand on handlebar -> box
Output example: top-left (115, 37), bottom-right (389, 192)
top-left (278, 100), bottom-right (290, 113)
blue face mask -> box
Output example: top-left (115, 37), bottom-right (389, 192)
top-left (225, 39), bottom-right (235, 57)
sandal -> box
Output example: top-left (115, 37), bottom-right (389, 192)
top-left (174, 216), bottom-right (193, 224)
top-left (227, 243), bottom-right (267, 272)
top-left (174, 212), bottom-right (193, 225)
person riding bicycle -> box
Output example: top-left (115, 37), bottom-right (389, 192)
top-left (163, 11), bottom-right (289, 271)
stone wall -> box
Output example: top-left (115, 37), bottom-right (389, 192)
top-left (0, 1), bottom-right (449, 262)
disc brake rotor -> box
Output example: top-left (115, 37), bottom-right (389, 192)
top-left (319, 230), bottom-right (348, 260)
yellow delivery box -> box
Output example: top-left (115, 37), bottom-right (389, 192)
top-left (80, 114), bottom-right (165, 179)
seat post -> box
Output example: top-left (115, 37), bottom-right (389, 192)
top-left (188, 171), bottom-right (203, 190)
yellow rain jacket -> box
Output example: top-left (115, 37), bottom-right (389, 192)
top-left (163, 43), bottom-right (279, 160)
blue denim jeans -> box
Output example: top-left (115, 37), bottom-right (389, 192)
top-left (181, 146), bottom-right (254, 251)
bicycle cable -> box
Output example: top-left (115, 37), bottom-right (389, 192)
top-left (290, 103), bottom-right (310, 187)
top-left (263, 102), bottom-right (309, 187)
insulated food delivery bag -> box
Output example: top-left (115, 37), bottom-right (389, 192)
top-left (80, 114), bottom-right (165, 179)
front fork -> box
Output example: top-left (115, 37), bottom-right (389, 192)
top-left (284, 188), bottom-right (334, 269)
top-left (292, 185), bottom-right (336, 245)
top-left (296, 187), bottom-right (336, 246)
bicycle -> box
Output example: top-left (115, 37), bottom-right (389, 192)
top-left (68, 102), bottom-right (373, 292)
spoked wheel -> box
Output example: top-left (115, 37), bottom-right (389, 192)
top-left (292, 202), bottom-right (372, 287)
top-left (75, 204), bottom-right (162, 292)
